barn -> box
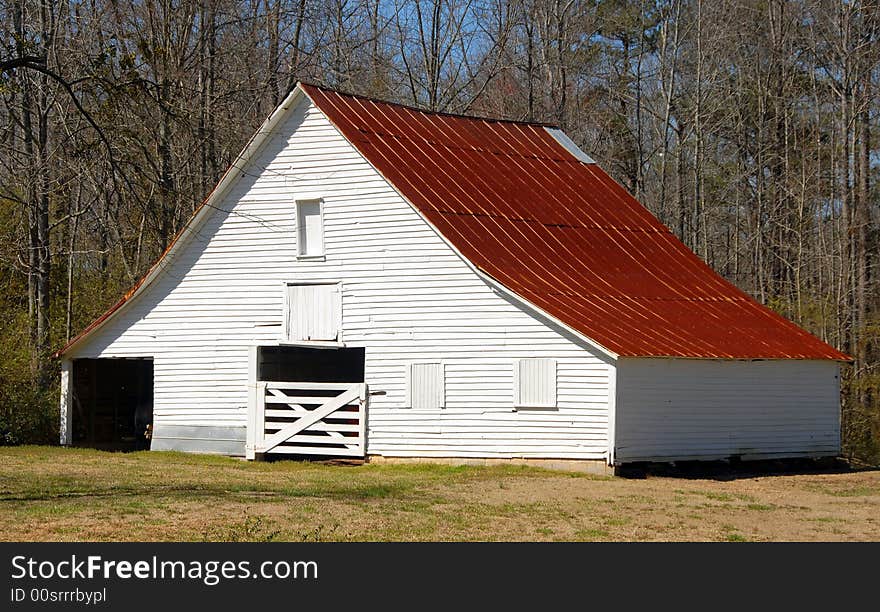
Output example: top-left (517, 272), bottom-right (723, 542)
top-left (56, 82), bottom-right (849, 471)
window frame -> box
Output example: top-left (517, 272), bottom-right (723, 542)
top-left (295, 198), bottom-right (325, 260)
top-left (513, 358), bottom-right (557, 410)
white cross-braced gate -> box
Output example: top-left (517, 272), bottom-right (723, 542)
top-left (247, 381), bottom-right (367, 458)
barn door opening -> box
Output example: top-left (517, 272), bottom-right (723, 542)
top-left (258, 346), bottom-right (364, 383)
top-left (249, 346), bottom-right (367, 459)
top-left (71, 358), bottom-right (153, 451)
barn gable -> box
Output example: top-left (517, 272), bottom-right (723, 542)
top-left (59, 88), bottom-right (613, 459)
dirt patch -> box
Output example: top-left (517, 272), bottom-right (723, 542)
top-left (444, 470), bottom-right (880, 541)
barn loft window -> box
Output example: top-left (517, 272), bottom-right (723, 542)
top-left (406, 362), bottom-right (445, 410)
top-left (514, 358), bottom-right (557, 409)
top-left (296, 199), bottom-right (324, 258)
top-left (285, 282), bottom-right (341, 342)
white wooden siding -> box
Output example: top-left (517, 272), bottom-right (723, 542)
top-left (614, 358), bottom-right (840, 462)
top-left (68, 94), bottom-right (612, 460)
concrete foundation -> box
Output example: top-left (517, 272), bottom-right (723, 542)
top-left (367, 455), bottom-right (613, 476)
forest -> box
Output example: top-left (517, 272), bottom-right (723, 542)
top-left (0, 0), bottom-right (877, 463)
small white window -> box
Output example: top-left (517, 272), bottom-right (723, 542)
top-left (286, 283), bottom-right (340, 341)
top-left (296, 199), bottom-right (324, 258)
top-left (514, 358), bottom-right (556, 408)
top-left (406, 363), bottom-right (444, 410)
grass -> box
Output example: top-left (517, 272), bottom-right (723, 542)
top-left (745, 503), bottom-right (775, 512)
top-left (574, 528), bottom-right (609, 541)
top-left (0, 446), bottom-right (878, 542)
top-left (820, 486), bottom-right (877, 498)
top-left (725, 533), bottom-right (749, 542)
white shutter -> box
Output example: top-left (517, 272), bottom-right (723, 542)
top-left (297, 200), bottom-right (323, 257)
top-left (514, 358), bottom-right (556, 408)
top-left (406, 363), bottom-right (444, 409)
top-left (287, 283), bottom-right (340, 341)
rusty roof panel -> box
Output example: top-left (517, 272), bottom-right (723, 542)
top-left (304, 83), bottom-right (848, 360)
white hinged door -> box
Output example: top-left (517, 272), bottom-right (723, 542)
top-left (287, 283), bottom-right (341, 341)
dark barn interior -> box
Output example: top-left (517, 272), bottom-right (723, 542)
top-left (258, 346), bottom-right (365, 383)
top-left (71, 358), bottom-right (153, 451)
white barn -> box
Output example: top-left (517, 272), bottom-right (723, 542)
top-left (56, 83), bottom-right (848, 471)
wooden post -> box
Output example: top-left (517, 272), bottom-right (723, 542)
top-left (606, 363), bottom-right (617, 467)
top-left (359, 383), bottom-right (368, 457)
top-left (246, 346), bottom-right (257, 460)
top-left (254, 381), bottom-right (267, 458)
top-left (59, 359), bottom-right (73, 445)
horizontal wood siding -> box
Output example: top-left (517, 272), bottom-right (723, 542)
top-left (614, 358), bottom-right (840, 462)
top-left (69, 95), bottom-right (611, 459)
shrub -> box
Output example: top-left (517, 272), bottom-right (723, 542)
top-left (0, 373), bottom-right (58, 446)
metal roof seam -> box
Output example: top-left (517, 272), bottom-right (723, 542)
top-left (431, 209), bottom-right (672, 233)
top-left (339, 97), bottom-right (648, 356)
top-left (407, 105), bottom-right (770, 356)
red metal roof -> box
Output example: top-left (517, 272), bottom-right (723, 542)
top-left (303, 83), bottom-right (848, 360)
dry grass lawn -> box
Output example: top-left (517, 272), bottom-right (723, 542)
top-left (0, 446), bottom-right (878, 542)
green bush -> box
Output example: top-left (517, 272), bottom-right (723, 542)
top-left (0, 374), bottom-right (58, 446)
top-left (0, 263), bottom-right (59, 446)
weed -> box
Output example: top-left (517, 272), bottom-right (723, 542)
top-left (725, 533), bottom-right (749, 542)
top-left (202, 514), bottom-right (281, 542)
top-left (574, 528), bottom-right (609, 541)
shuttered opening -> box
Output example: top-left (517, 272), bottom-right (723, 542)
top-left (514, 358), bottom-right (557, 408)
top-left (286, 283), bottom-right (341, 341)
top-left (406, 363), bottom-right (445, 409)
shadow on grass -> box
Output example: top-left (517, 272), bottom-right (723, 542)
top-left (615, 457), bottom-right (877, 481)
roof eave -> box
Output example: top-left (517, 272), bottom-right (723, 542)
top-left (615, 352), bottom-right (853, 362)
